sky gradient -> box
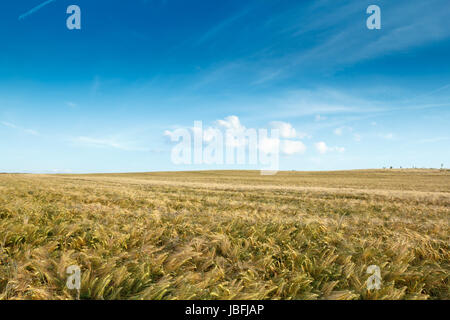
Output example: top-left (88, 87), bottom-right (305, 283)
top-left (1, 0), bottom-right (449, 173)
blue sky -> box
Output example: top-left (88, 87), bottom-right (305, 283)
top-left (1, 0), bottom-right (449, 173)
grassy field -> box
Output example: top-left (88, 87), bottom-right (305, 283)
top-left (0, 170), bottom-right (448, 300)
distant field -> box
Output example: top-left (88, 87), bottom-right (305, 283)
top-left (0, 170), bottom-right (448, 300)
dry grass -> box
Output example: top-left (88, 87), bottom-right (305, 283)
top-left (0, 169), bottom-right (448, 300)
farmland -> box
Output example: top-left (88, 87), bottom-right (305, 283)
top-left (0, 170), bottom-right (448, 300)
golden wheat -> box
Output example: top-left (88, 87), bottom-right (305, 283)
top-left (0, 170), bottom-right (448, 300)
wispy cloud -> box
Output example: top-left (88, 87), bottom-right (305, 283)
top-left (353, 133), bottom-right (362, 142)
top-left (1, 121), bottom-right (39, 135)
top-left (303, 1), bottom-right (450, 65)
top-left (19, 0), bottom-right (57, 21)
top-left (333, 126), bottom-right (361, 142)
top-left (91, 76), bottom-right (101, 95)
top-left (72, 136), bottom-right (149, 151)
top-left (193, 7), bottom-right (252, 46)
top-left (216, 0), bottom-right (450, 85)
top-left (418, 137), bottom-right (450, 143)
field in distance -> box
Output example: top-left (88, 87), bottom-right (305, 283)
top-left (0, 169), bottom-right (448, 299)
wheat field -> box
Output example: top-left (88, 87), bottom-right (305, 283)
top-left (0, 170), bottom-right (448, 300)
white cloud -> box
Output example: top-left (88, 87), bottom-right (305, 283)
top-left (379, 133), bottom-right (394, 140)
top-left (333, 126), bottom-right (361, 142)
top-left (216, 116), bottom-right (248, 148)
top-left (296, 131), bottom-right (311, 139)
top-left (281, 140), bottom-right (306, 155)
top-left (333, 127), bottom-right (343, 136)
top-left (163, 129), bottom-right (178, 140)
top-left (165, 115), bottom-right (308, 156)
top-left (269, 121), bottom-right (297, 138)
top-left (259, 136), bottom-right (279, 154)
top-left (315, 141), bottom-right (328, 154)
top-left (216, 115), bottom-right (245, 132)
top-left (315, 141), bottom-right (345, 154)
top-left (333, 126), bottom-right (354, 136)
